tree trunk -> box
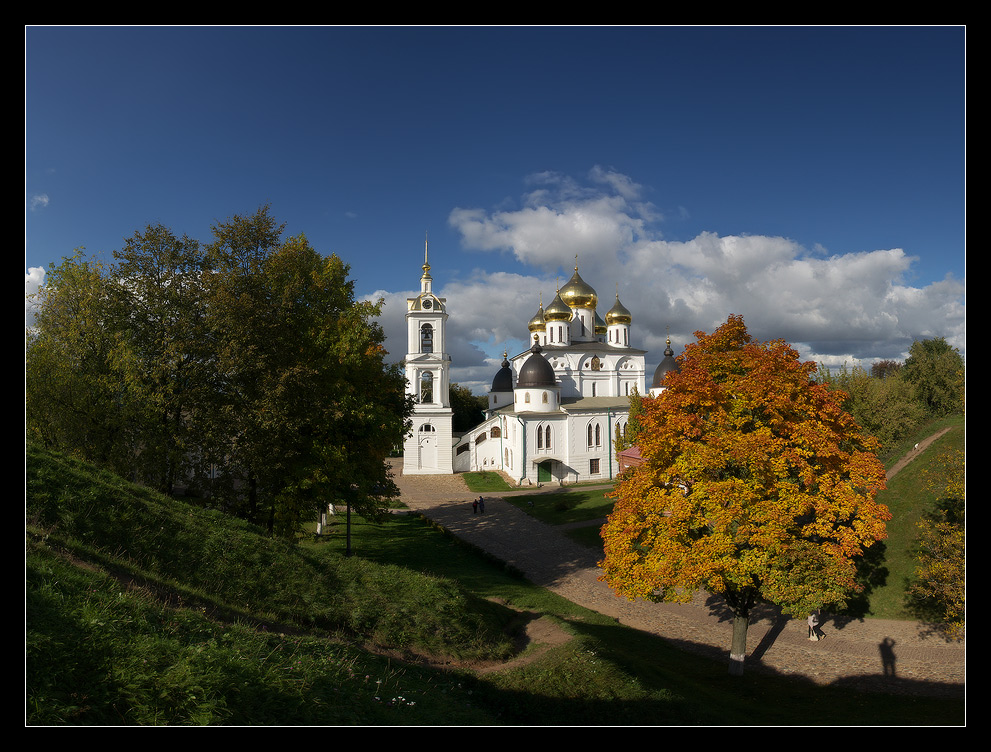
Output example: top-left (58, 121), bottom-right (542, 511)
top-left (729, 611), bottom-right (749, 676)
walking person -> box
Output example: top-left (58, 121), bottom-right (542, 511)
top-left (472, 498), bottom-right (478, 514)
top-left (807, 611), bottom-right (820, 641)
top-left (478, 496), bottom-right (485, 514)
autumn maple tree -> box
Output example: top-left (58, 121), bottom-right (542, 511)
top-left (599, 315), bottom-right (890, 675)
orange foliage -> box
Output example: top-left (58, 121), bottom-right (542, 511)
top-left (598, 315), bottom-right (890, 617)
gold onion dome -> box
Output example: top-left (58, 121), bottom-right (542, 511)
top-left (606, 295), bottom-right (632, 325)
top-left (527, 302), bottom-right (546, 332)
top-left (559, 267), bottom-right (597, 309)
top-left (594, 311), bottom-right (607, 334)
top-left (543, 290), bottom-right (573, 322)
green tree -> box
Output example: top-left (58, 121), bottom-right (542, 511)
top-left (26, 207), bottom-right (412, 538)
top-left (112, 223), bottom-right (209, 494)
top-left (614, 384), bottom-right (645, 452)
top-left (599, 316), bottom-right (890, 676)
top-left (26, 251), bottom-right (141, 477)
top-left (902, 337), bottom-right (965, 417)
top-left (199, 206), bottom-right (289, 524)
top-left (450, 383), bottom-right (485, 432)
top-left (200, 207), bottom-right (411, 535)
top-left (906, 448), bottom-right (965, 638)
top-left (816, 364), bottom-right (924, 454)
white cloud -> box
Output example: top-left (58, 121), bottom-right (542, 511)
top-left (435, 167), bottom-right (965, 390)
top-left (29, 194), bottom-right (50, 211)
top-left (25, 266), bottom-right (46, 327)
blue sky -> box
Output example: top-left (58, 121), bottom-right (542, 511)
top-left (26, 26), bottom-right (966, 393)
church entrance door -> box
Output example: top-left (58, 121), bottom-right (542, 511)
top-left (537, 460), bottom-right (553, 482)
top-left (419, 437), bottom-right (437, 471)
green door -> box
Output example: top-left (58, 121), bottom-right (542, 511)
top-left (537, 460), bottom-right (552, 482)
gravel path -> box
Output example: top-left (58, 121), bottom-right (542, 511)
top-left (389, 459), bottom-right (965, 699)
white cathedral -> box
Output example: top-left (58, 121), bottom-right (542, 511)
top-left (402, 246), bottom-right (679, 484)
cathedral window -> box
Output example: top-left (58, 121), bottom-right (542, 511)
top-left (420, 323), bottom-right (433, 353)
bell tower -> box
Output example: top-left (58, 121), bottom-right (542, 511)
top-left (403, 237), bottom-right (454, 474)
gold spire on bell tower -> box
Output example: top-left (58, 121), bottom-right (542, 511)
top-left (421, 232), bottom-right (431, 280)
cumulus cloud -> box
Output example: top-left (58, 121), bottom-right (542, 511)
top-left (29, 194), bottom-right (50, 211)
top-left (372, 167), bottom-right (964, 393)
top-left (25, 266), bottom-right (46, 328)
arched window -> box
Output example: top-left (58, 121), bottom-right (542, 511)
top-left (525, 393), bottom-right (531, 404)
top-left (419, 423), bottom-right (435, 433)
top-left (545, 424), bottom-right (552, 449)
top-left (595, 423), bottom-right (601, 447)
top-left (420, 323), bottom-right (433, 353)
top-left (541, 392), bottom-right (548, 404)
top-left (490, 427), bottom-right (501, 438)
top-left (536, 425), bottom-right (543, 449)
top-left (419, 371), bottom-right (433, 404)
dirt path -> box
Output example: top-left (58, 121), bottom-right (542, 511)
top-left (886, 427), bottom-right (952, 480)
top-left (389, 429), bottom-right (965, 697)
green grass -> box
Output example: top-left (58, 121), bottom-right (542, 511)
top-left (503, 488), bottom-right (614, 526)
top-left (462, 471), bottom-right (514, 492)
top-left (865, 416), bottom-right (965, 619)
top-left (26, 442), bottom-right (964, 726)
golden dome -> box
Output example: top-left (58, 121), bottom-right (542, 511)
top-left (594, 311), bottom-right (607, 334)
top-left (543, 290), bottom-right (573, 322)
top-left (606, 295), bottom-right (632, 325)
top-left (559, 267), bottom-right (597, 310)
top-left (527, 303), bottom-right (546, 332)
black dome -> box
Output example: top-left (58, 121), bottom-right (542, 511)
top-left (517, 344), bottom-right (556, 388)
top-left (651, 340), bottom-right (680, 389)
top-left (491, 354), bottom-right (514, 392)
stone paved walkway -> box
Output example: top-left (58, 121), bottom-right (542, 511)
top-left (388, 460), bottom-right (965, 699)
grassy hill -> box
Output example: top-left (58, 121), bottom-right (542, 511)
top-left (26, 441), bottom-right (963, 726)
